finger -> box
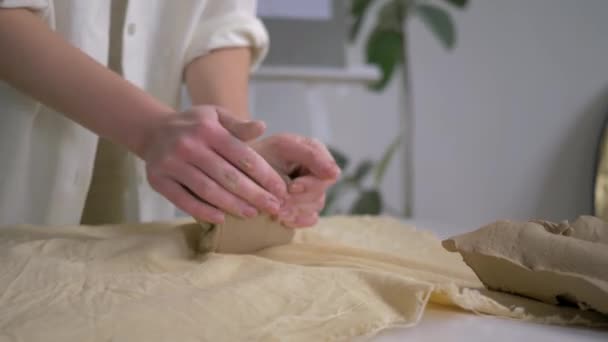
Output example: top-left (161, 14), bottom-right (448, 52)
top-left (277, 135), bottom-right (340, 180)
top-left (283, 211), bottom-right (319, 228)
top-left (191, 147), bottom-right (283, 215)
top-left (288, 175), bottom-right (334, 195)
top-left (216, 108), bottom-right (266, 142)
top-left (281, 194), bottom-right (326, 215)
top-left (206, 126), bottom-right (288, 201)
top-left (150, 177), bottom-right (225, 224)
top-left (170, 162), bottom-right (259, 219)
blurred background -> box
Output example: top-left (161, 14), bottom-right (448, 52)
top-left (242, 0), bottom-right (608, 229)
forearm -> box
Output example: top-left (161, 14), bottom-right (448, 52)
top-left (185, 47), bottom-right (252, 120)
top-left (0, 9), bottom-right (172, 157)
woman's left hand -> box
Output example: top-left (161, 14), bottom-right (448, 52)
top-left (251, 134), bottom-right (340, 228)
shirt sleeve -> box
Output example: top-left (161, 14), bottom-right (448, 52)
top-left (0, 0), bottom-right (50, 17)
top-left (183, 0), bottom-right (269, 71)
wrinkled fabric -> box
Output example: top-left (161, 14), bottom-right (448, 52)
top-left (0, 216), bottom-right (606, 342)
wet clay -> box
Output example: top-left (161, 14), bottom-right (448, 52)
top-left (443, 216), bottom-right (608, 315)
top-left (198, 215), bottom-right (295, 254)
top-left (197, 168), bottom-right (295, 254)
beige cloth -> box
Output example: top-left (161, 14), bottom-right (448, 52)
top-left (0, 216), bottom-right (606, 341)
top-left (443, 216), bottom-right (608, 315)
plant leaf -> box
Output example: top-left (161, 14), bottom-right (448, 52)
top-left (349, 0), bottom-right (375, 41)
top-left (366, 29), bottom-right (403, 90)
top-left (373, 135), bottom-right (401, 187)
top-left (350, 189), bottom-right (383, 215)
top-left (363, 0), bottom-right (406, 91)
top-left (351, 160), bottom-right (374, 184)
top-left (415, 3), bottom-right (456, 49)
top-left (440, 0), bottom-right (468, 9)
top-left (328, 146), bottom-right (349, 171)
top-left (376, 0), bottom-right (404, 32)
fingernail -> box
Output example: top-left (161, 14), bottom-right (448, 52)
top-left (289, 183), bottom-right (305, 194)
top-left (296, 213), bottom-right (318, 227)
top-left (323, 165), bottom-right (338, 176)
top-left (242, 206), bottom-right (258, 218)
top-left (321, 167), bottom-right (340, 179)
top-left (212, 213), bottom-right (225, 224)
top-left (266, 196), bottom-right (281, 213)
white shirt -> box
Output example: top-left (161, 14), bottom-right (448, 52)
top-left (0, 0), bottom-right (268, 225)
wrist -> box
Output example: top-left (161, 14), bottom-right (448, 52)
top-left (115, 106), bottom-right (174, 159)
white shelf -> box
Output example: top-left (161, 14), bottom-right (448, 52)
top-left (252, 65), bottom-right (380, 84)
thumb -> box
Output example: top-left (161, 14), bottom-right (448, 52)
top-left (217, 108), bottom-right (266, 142)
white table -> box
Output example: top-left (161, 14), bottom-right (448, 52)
top-left (374, 303), bottom-right (607, 342)
top-left (368, 219), bottom-right (608, 342)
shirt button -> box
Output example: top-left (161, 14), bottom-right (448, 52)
top-left (127, 23), bottom-right (136, 36)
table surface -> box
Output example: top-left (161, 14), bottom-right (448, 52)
top-left (373, 304), bottom-right (608, 342)
top-left (366, 219), bottom-right (608, 342)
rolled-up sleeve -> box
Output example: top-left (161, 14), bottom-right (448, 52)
top-left (184, 0), bottom-right (269, 71)
top-left (0, 0), bottom-right (50, 17)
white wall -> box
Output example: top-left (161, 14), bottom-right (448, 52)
top-left (409, 0), bottom-right (608, 228)
top-left (250, 0), bottom-right (608, 228)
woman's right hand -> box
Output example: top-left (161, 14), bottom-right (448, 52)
top-left (138, 106), bottom-right (288, 224)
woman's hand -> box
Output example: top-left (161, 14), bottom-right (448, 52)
top-left (251, 134), bottom-right (340, 228)
top-left (139, 106), bottom-right (288, 224)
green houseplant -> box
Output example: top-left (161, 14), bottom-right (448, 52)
top-left (322, 0), bottom-right (469, 216)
